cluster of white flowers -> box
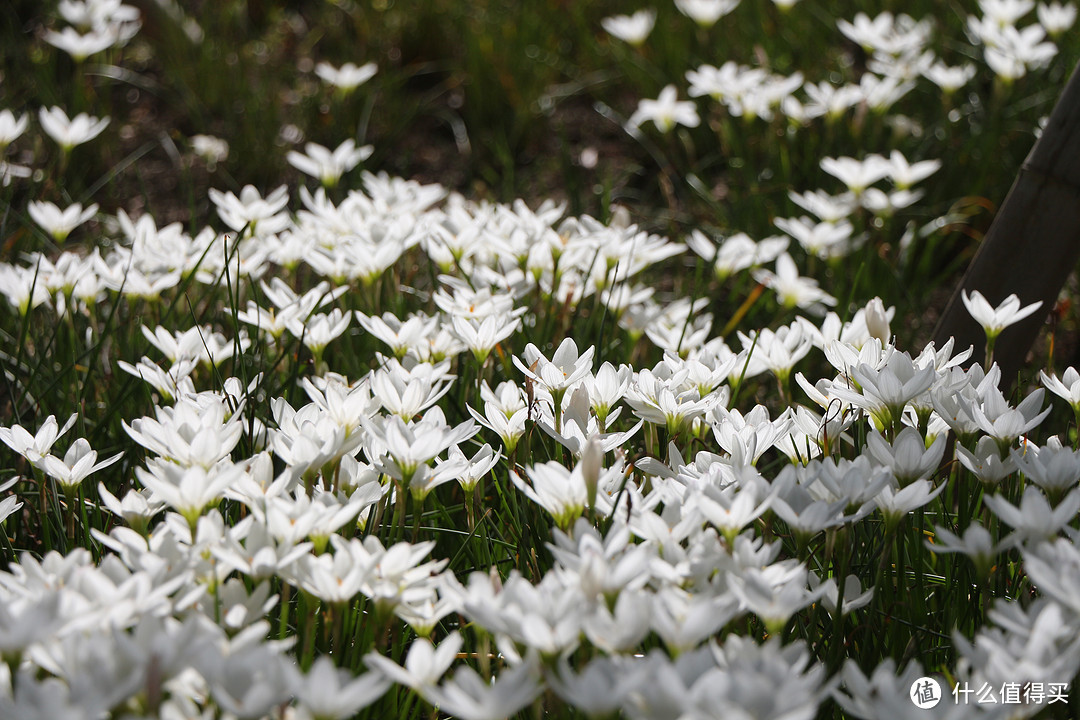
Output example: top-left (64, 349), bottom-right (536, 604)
top-left (1, 154), bottom-right (1078, 716)
top-left (44, 0), bottom-right (142, 61)
top-left (616, 0), bottom-right (1076, 135)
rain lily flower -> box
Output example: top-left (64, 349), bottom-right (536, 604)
top-left (927, 524), bottom-right (1009, 579)
top-left (875, 478), bottom-right (947, 530)
top-left (426, 657), bottom-right (542, 720)
top-left (865, 427), bottom-right (946, 486)
top-left (753, 252), bottom-right (838, 312)
top-left (1038, 1), bottom-right (1077, 35)
top-left (294, 657), bottom-right (391, 720)
top-left (963, 289), bottom-right (1043, 366)
top-left (923, 62), bottom-right (977, 93)
top-left (315, 61), bottom-right (378, 92)
top-left (885, 150), bottom-right (941, 189)
top-left (44, 27), bottom-right (118, 61)
top-left (208, 184), bottom-right (290, 236)
top-left (27, 201), bottom-right (98, 242)
top-left (0, 110), bottom-right (28, 152)
top-left (602, 10), bottom-right (656, 46)
top-left (40, 438), bottom-right (122, 491)
top-left (809, 573), bottom-right (874, 616)
top-left (962, 289), bottom-right (1043, 341)
top-left (191, 134), bottom-right (228, 170)
top-left (628, 85), bottom-right (701, 133)
top-left (984, 486), bottom-right (1080, 544)
top-left (1041, 366), bottom-right (1080, 411)
top-left (514, 337), bottom-right (595, 409)
top-left (287, 139), bottom-right (372, 187)
top-left (955, 436), bottom-right (1017, 486)
top-left (0, 414), bottom-right (78, 468)
top-left (364, 633), bottom-right (462, 701)
top-left (512, 461), bottom-right (588, 530)
top-left (820, 155), bottom-right (891, 196)
top-left (1010, 438), bottom-right (1080, 502)
top-left (38, 106), bottom-right (109, 151)
top-left (675, 0), bottom-right (741, 27)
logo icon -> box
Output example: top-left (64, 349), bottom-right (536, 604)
top-left (911, 677), bottom-right (942, 709)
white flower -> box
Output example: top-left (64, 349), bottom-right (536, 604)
top-left (979, 0), bottom-right (1036, 26)
top-left (1041, 366), bottom-right (1080, 410)
top-left (0, 414), bottom-right (78, 467)
top-left (514, 337), bottom-right (595, 400)
top-left (40, 438), bottom-right (122, 491)
top-left (927, 523), bottom-right (1009, 578)
top-left (963, 290), bottom-right (1043, 341)
top-left (602, 10), bottom-right (656, 46)
top-left (984, 485), bottom-right (1080, 544)
top-left (209, 184), bottom-right (290, 236)
top-left (426, 656), bottom-right (542, 720)
top-left (44, 27), bottom-right (118, 61)
top-left (365, 633), bottom-right (461, 701)
top-left (315, 61), bottom-right (378, 91)
top-left (512, 461), bottom-right (588, 530)
top-left (27, 201), bottom-right (98, 242)
top-left (287, 139), bottom-right (372, 187)
top-left (955, 436), bottom-right (1016, 486)
top-left (675, 0), bottom-right (741, 27)
top-left (752, 252), bottom-right (838, 312)
top-left (820, 154), bottom-right (891, 196)
top-left (923, 62), bottom-right (977, 93)
top-left (191, 134), bottom-right (228, 169)
top-left (294, 657), bottom-right (390, 719)
top-left (1011, 438), bottom-right (1080, 500)
top-left (0, 110), bottom-right (29, 150)
top-left (874, 478), bottom-right (946, 529)
top-left (831, 351), bottom-right (936, 429)
top-left (866, 427), bottom-right (946, 486)
top-left (885, 150), bottom-right (941, 189)
top-left (1038, 1), bottom-right (1077, 35)
top-left (627, 85), bottom-right (701, 133)
top-left (452, 314), bottom-right (521, 362)
top-left (38, 106), bottom-right (109, 151)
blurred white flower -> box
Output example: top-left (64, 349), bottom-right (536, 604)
top-left (820, 154), bottom-right (891, 196)
top-left (885, 150), bottom-right (940, 189)
top-left (979, 0), bottom-right (1036, 26)
top-left (43, 27), bottom-right (117, 61)
top-left (208, 184), bottom-right (290, 235)
top-left (426, 657), bottom-right (543, 720)
top-left (1038, 1), bottom-right (1077, 35)
top-left (27, 201), bottom-right (98, 241)
top-left (675, 0), bottom-right (740, 27)
top-left (315, 61), bottom-right (378, 92)
top-left (602, 10), bottom-right (656, 46)
top-left (190, 134), bottom-right (228, 170)
top-left (752, 252), bottom-right (838, 312)
top-left (628, 85), bottom-right (701, 133)
top-left (365, 633), bottom-right (461, 701)
top-left (0, 109), bottom-right (29, 151)
top-left (923, 62), bottom-right (977, 93)
top-left (0, 162), bottom-right (32, 187)
top-left (39, 106), bottom-right (109, 151)
top-left (287, 139), bottom-right (372, 187)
